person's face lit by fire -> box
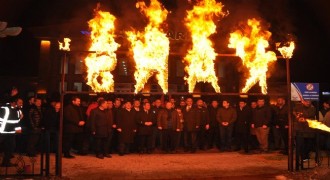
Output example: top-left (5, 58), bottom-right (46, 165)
top-left (197, 100), bottom-right (204, 108)
top-left (186, 98), bottom-right (193, 107)
top-left (16, 98), bottom-right (23, 108)
top-left (35, 99), bottom-right (42, 107)
top-left (222, 100), bottom-right (229, 109)
top-left (55, 102), bottom-right (61, 112)
top-left (251, 102), bottom-right (257, 109)
top-left (107, 101), bottom-right (113, 109)
top-left (165, 102), bottom-right (172, 110)
top-left (114, 99), bottom-right (121, 108)
top-left (257, 99), bottom-right (265, 108)
top-left (143, 102), bottom-right (151, 111)
top-left (239, 101), bottom-right (246, 109)
top-left (154, 99), bottom-right (162, 108)
top-left (72, 98), bottom-right (81, 107)
top-left (134, 100), bottom-right (140, 108)
top-left (125, 102), bottom-right (132, 110)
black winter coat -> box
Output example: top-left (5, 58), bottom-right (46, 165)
top-left (235, 106), bottom-right (252, 133)
top-left (91, 108), bottom-right (113, 138)
top-left (117, 109), bottom-right (137, 143)
top-left (63, 104), bottom-right (85, 133)
top-left (182, 106), bottom-right (200, 132)
top-left (136, 110), bottom-right (155, 135)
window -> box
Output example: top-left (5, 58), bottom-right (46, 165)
top-left (118, 59), bottom-right (128, 76)
top-left (75, 59), bottom-right (84, 74)
top-left (73, 82), bottom-right (83, 92)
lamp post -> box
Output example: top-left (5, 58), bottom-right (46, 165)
top-left (57, 51), bottom-right (66, 177)
top-left (286, 57), bottom-right (294, 172)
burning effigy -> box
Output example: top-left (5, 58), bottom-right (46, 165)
top-left (183, 0), bottom-right (226, 93)
top-left (228, 18), bottom-right (277, 94)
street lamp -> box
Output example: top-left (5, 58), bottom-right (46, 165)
top-left (278, 41), bottom-right (295, 172)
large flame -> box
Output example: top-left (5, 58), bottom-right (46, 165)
top-left (306, 119), bottom-right (330, 133)
top-left (228, 18), bottom-right (277, 94)
top-left (183, 0), bottom-right (226, 93)
top-left (59, 38), bottom-right (71, 51)
top-left (126, 0), bottom-right (169, 93)
top-left (85, 8), bottom-right (120, 92)
top-left (277, 41), bottom-right (295, 59)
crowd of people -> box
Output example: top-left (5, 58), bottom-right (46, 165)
top-left (1, 87), bottom-right (330, 166)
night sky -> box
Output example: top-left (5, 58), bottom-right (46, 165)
top-left (0, 0), bottom-right (329, 83)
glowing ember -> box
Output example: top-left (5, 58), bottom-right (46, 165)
top-left (126, 0), bottom-right (169, 93)
top-left (59, 38), bottom-right (71, 51)
top-left (306, 119), bottom-right (330, 133)
top-left (85, 7), bottom-right (120, 92)
top-left (228, 18), bottom-right (277, 94)
top-left (183, 0), bottom-right (226, 93)
top-left (277, 41), bottom-right (295, 59)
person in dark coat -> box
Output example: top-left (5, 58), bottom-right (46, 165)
top-left (251, 98), bottom-right (271, 153)
top-left (110, 98), bottom-right (122, 153)
top-left (63, 96), bottom-right (85, 158)
top-left (151, 99), bottom-right (163, 151)
top-left (91, 99), bottom-right (113, 159)
top-left (182, 98), bottom-right (200, 153)
top-left (117, 101), bottom-right (137, 156)
top-left (293, 100), bottom-right (316, 167)
top-left (136, 102), bottom-right (155, 154)
top-left (44, 102), bottom-right (60, 153)
top-left (216, 100), bottom-right (237, 151)
top-left (196, 99), bottom-right (210, 150)
top-left (273, 97), bottom-right (289, 155)
top-left (157, 102), bottom-right (181, 153)
top-left (208, 100), bottom-right (220, 149)
top-left (27, 98), bottom-right (44, 157)
top-left (234, 99), bottom-right (252, 153)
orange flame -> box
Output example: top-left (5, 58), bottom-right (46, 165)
top-left (85, 8), bottom-right (120, 93)
top-left (59, 38), bottom-right (71, 51)
top-left (306, 119), bottom-right (330, 133)
top-left (183, 0), bottom-right (226, 93)
top-left (277, 41), bottom-right (295, 59)
top-left (228, 18), bottom-right (277, 94)
top-left (126, 0), bottom-right (169, 93)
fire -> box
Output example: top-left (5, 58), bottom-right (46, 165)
top-left (228, 18), bottom-right (277, 94)
top-left (85, 7), bottom-right (120, 92)
top-left (183, 0), bottom-right (226, 93)
top-left (277, 41), bottom-right (295, 59)
top-left (59, 38), bottom-right (71, 51)
top-left (306, 119), bottom-right (330, 133)
top-left (126, 0), bottom-right (169, 93)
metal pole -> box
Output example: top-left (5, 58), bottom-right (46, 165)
top-left (286, 58), bottom-right (294, 172)
top-left (57, 52), bottom-right (66, 177)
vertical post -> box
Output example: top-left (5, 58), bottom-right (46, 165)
top-left (286, 58), bottom-right (294, 172)
top-left (57, 52), bottom-right (66, 177)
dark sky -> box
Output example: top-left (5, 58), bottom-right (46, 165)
top-left (0, 0), bottom-right (329, 83)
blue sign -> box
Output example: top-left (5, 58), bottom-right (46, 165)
top-left (291, 83), bottom-right (319, 101)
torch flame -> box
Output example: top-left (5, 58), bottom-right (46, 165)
top-left (228, 18), bottom-right (277, 94)
top-left (306, 119), bottom-right (330, 133)
top-left (126, 0), bottom-right (169, 93)
top-left (85, 7), bottom-right (120, 93)
top-left (59, 38), bottom-right (71, 51)
top-left (183, 0), bottom-right (226, 93)
top-left (277, 41), bottom-right (295, 59)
